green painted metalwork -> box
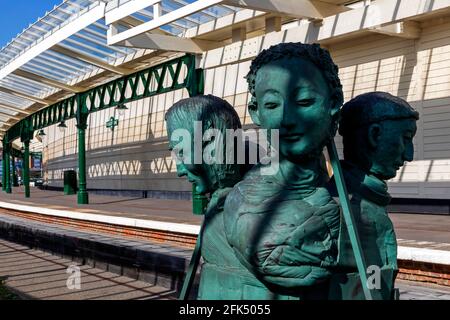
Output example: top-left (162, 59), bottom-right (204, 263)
top-left (188, 68), bottom-right (208, 218)
top-left (76, 92), bottom-right (89, 205)
top-left (1, 138), bottom-right (8, 191)
top-left (4, 54), bottom-right (197, 144)
top-left (326, 141), bottom-right (373, 300)
top-left (178, 66), bottom-right (207, 301)
top-left (19, 118), bottom-right (34, 197)
top-left (23, 141), bottom-right (30, 198)
top-left (2, 54), bottom-right (198, 200)
top-left (106, 117), bottom-right (119, 131)
top-left (192, 184), bottom-right (208, 215)
top-left (12, 155), bottom-right (18, 187)
top-left (1, 147), bottom-right (5, 191)
top-left (4, 142), bottom-right (11, 194)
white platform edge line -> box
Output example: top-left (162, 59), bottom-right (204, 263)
top-left (1, 200), bottom-right (450, 265)
top-left (398, 246), bottom-right (450, 265)
top-left (0, 201), bottom-right (200, 235)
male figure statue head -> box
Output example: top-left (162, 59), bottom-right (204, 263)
top-left (339, 92), bottom-right (419, 180)
top-left (246, 42), bottom-right (343, 164)
top-left (165, 94), bottom-right (243, 194)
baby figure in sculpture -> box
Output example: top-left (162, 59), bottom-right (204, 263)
top-left (328, 92), bottom-right (419, 300)
top-left (223, 42), bottom-right (344, 299)
top-left (165, 94), bottom-right (261, 299)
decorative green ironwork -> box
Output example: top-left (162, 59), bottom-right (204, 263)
top-left (4, 54), bottom-right (197, 144)
top-left (2, 54), bottom-right (198, 201)
top-left (106, 117), bottom-right (119, 131)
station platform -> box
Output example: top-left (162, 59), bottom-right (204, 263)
top-left (0, 187), bottom-right (449, 288)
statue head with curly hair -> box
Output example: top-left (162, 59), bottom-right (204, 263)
top-left (246, 42), bottom-right (343, 163)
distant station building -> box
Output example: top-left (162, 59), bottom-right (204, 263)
top-left (1, 0), bottom-right (450, 213)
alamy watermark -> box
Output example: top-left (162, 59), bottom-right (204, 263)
top-left (366, 265), bottom-right (381, 290)
top-left (170, 121), bottom-right (279, 175)
top-left (66, 264), bottom-right (81, 290)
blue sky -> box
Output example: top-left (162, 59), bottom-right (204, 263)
top-left (0, 0), bottom-right (62, 48)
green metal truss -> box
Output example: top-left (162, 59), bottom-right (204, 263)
top-left (4, 54), bottom-right (199, 144)
top-left (1, 53), bottom-right (202, 203)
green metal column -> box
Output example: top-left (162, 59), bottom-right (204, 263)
top-left (23, 140), bottom-right (30, 198)
top-left (4, 144), bottom-right (11, 194)
top-left (76, 94), bottom-right (89, 205)
top-left (179, 64), bottom-right (206, 300)
top-left (2, 146), bottom-right (5, 191)
top-left (77, 125), bottom-right (88, 204)
top-left (12, 155), bottom-right (18, 187)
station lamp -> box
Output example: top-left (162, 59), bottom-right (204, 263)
top-left (57, 120), bottom-right (67, 133)
top-left (116, 104), bottom-right (128, 116)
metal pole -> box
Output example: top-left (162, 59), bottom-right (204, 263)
top-left (12, 155), bottom-right (18, 187)
top-left (179, 183), bottom-right (207, 300)
top-left (77, 124), bottom-right (88, 204)
top-left (76, 93), bottom-right (89, 205)
top-left (326, 141), bottom-right (375, 300)
top-left (5, 144), bottom-right (11, 194)
top-left (179, 219), bottom-right (203, 300)
top-left (2, 147), bottom-right (5, 191)
top-left (23, 141), bottom-right (30, 198)
top-left (179, 64), bottom-right (206, 300)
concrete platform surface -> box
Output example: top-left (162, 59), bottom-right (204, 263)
top-left (0, 238), bottom-right (176, 300)
top-left (0, 187), bottom-right (201, 225)
top-left (0, 187), bottom-right (449, 244)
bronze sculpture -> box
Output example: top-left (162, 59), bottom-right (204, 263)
top-left (166, 43), bottom-right (419, 300)
top-left (328, 92), bottom-right (419, 299)
top-left (222, 42), bottom-right (344, 299)
top-left (165, 95), bottom-right (262, 299)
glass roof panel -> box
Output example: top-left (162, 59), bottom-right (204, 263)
top-left (0, 92), bottom-right (34, 109)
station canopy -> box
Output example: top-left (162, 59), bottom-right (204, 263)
top-left (2, 0), bottom-right (426, 141)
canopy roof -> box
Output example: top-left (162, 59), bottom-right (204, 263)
top-left (0, 0), bottom-right (178, 138)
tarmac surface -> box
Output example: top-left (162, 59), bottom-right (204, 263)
top-left (0, 238), bottom-right (176, 300)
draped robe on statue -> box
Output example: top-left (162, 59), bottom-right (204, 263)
top-left (219, 159), bottom-right (341, 299)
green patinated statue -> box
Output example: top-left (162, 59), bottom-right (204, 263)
top-left (222, 42), bottom-right (344, 299)
top-left (166, 44), bottom-right (418, 300)
top-left (328, 92), bottom-right (419, 300)
top-left (165, 95), bottom-right (260, 299)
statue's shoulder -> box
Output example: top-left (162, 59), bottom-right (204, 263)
top-left (227, 164), bottom-right (282, 206)
top-left (304, 186), bottom-right (338, 208)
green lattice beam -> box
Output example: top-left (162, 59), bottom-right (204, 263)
top-left (4, 54), bottom-right (197, 144)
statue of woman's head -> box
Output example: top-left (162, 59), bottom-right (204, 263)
top-left (246, 42), bottom-right (343, 163)
top-left (165, 95), bottom-right (244, 194)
